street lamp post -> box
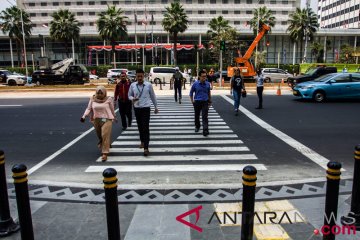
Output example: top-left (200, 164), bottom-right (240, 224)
top-left (20, 10), bottom-right (28, 78)
top-left (254, 2), bottom-right (260, 70)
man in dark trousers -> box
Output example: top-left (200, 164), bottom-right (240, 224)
top-left (189, 70), bottom-right (212, 136)
top-left (114, 72), bottom-right (132, 130)
top-left (128, 69), bottom-right (159, 156)
top-left (172, 67), bottom-right (183, 104)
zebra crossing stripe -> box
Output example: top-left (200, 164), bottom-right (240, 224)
top-left (150, 116), bottom-right (221, 119)
top-left (85, 164), bottom-right (267, 172)
top-left (121, 130), bottom-right (234, 134)
top-left (108, 146), bottom-right (250, 153)
top-left (111, 140), bottom-right (243, 145)
top-left (131, 122), bottom-right (226, 126)
top-left (145, 119), bottom-right (223, 122)
top-left (125, 126), bottom-right (230, 130)
top-left (116, 134), bottom-right (238, 140)
top-left (95, 154), bottom-right (258, 162)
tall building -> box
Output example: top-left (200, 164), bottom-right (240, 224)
top-left (318, 0), bottom-right (360, 29)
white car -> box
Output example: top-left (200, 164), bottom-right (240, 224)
top-left (89, 74), bottom-right (99, 80)
top-left (149, 67), bottom-right (190, 84)
top-left (261, 68), bottom-right (293, 83)
top-left (107, 69), bottom-right (128, 79)
top-left (0, 70), bottom-right (27, 86)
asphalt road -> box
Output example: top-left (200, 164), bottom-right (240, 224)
top-left (0, 94), bottom-right (359, 189)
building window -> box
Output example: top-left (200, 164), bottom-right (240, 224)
top-left (77, 12), bottom-right (83, 16)
top-left (270, 0), bottom-right (276, 4)
top-left (234, 10), bottom-right (240, 14)
top-left (90, 22), bottom-right (95, 26)
top-left (259, 0), bottom-right (264, 3)
top-left (188, 21), bottom-right (192, 25)
top-left (186, 10), bottom-right (192, 14)
top-left (282, 0), bottom-right (288, 4)
top-left (125, 11), bottom-right (132, 15)
top-left (186, 0), bottom-right (192, 3)
top-left (113, 1), bottom-right (119, 4)
top-left (281, 21), bottom-right (287, 25)
top-left (29, 3), bottom-right (35, 7)
top-left (210, 10), bottom-right (216, 14)
top-left (53, 2), bottom-right (59, 6)
top-left (198, 21), bottom-right (204, 25)
top-left (198, 0), bottom-right (204, 3)
top-left (210, 0), bottom-right (216, 3)
top-left (235, 0), bottom-right (240, 3)
top-left (150, 11), bottom-right (156, 15)
top-left (198, 10), bottom-right (204, 14)
top-left (40, 2), bottom-right (47, 6)
top-left (222, 10), bottom-right (228, 14)
top-left (161, 0), bottom-right (168, 3)
top-left (149, 0), bottom-right (155, 4)
top-left (282, 11), bottom-right (287, 15)
top-left (41, 13), bottom-right (47, 16)
top-left (125, 0), bottom-right (131, 4)
top-left (137, 11), bottom-right (144, 15)
top-left (101, 1), bottom-right (107, 5)
top-left (137, 0), bottom-right (143, 4)
top-left (89, 12), bottom-right (96, 16)
top-left (89, 1), bottom-right (95, 5)
top-left (77, 2), bottom-right (83, 5)
top-left (79, 23), bottom-right (84, 26)
top-left (30, 13), bottom-right (36, 17)
top-left (246, 0), bottom-right (252, 3)
top-left (246, 10), bottom-right (252, 14)
top-left (234, 21), bottom-right (240, 25)
top-left (65, 2), bottom-right (71, 6)
top-left (222, 0), bottom-right (228, 3)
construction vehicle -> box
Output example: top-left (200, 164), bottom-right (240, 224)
top-left (32, 58), bottom-right (89, 85)
top-left (230, 23), bottom-right (271, 79)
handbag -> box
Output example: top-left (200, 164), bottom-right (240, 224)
top-left (241, 89), bottom-right (247, 98)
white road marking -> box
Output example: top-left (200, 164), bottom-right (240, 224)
top-left (116, 134), bottom-right (238, 139)
top-left (109, 146), bottom-right (249, 153)
top-left (145, 119), bottom-right (223, 122)
top-left (112, 140), bottom-right (243, 145)
top-left (221, 95), bottom-right (335, 170)
top-left (126, 125), bottom-right (230, 130)
top-left (131, 122), bottom-right (226, 126)
top-left (150, 116), bottom-right (221, 119)
top-left (0, 105), bottom-right (23, 107)
top-left (86, 164), bottom-right (267, 172)
top-left (121, 130), bottom-right (234, 134)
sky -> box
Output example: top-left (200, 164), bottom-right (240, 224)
top-left (0, 0), bottom-right (16, 12)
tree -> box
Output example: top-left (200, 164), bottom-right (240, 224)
top-left (287, 7), bottom-right (319, 63)
top-left (249, 6), bottom-right (276, 36)
top-left (97, 5), bottom-right (128, 67)
top-left (162, 1), bottom-right (189, 66)
top-left (310, 39), bottom-right (331, 63)
top-left (0, 6), bottom-right (32, 66)
top-left (207, 16), bottom-right (231, 39)
top-left (338, 44), bottom-right (360, 64)
top-left (50, 9), bottom-right (80, 58)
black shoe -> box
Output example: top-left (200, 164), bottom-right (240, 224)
top-left (144, 149), bottom-right (149, 156)
top-left (179, 99), bottom-right (181, 104)
top-left (122, 127), bottom-right (127, 130)
top-left (255, 107), bottom-right (263, 109)
top-left (203, 130), bottom-right (209, 136)
top-left (195, 127), bottom-right (200, 133)
top-left (175, 99), bottom-right (177, 102)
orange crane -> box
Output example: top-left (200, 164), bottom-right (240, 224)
top-left (229, 23), bottom-right (270, 79)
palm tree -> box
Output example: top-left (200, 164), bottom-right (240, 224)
top-left (0, 6), bottom-right (32, 66)
top-left (97, 5), bottom-right (128, 68)
top-left (287, 7), bottom-right (319, 63)
top-left (249, 6), bottom-right (276, 36)
top-left (162, 1), bottom-right (189, 66)
top-left (207, 16), bottom-right (231, 39)
top-left (50, 9), bottom-right (80, 58)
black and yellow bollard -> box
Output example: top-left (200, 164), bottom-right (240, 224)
top-left (241, 166), bottom-right (257, 240)
top-left (12, 164), bottom-right (34, 240)
top-left (103, 168), bottom-right (120, 240)
top-left (323, 161), bottom-right (341, 240)
top-left (0, 150), bottom-right (20, 236)
top-left (341, 144), bottom-right (360, 230)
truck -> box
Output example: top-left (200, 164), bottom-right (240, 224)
top-left (32, 58), bottom-right (89, 85)
top-left (231, 23), bottom-right (271, 80)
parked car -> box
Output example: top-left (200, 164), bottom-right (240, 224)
top-left (293, 73), bottom-right (360, 102)
top-left (107, 69), bottom-right (128, 79)
top-left (127, 70), bottom-right (136, 82)
top-left (288, 66), bottom-right (337, 89)
top-left (261, 68), bottom-right (293, 83)
top-left (149, 67), bottom-right (190, 84)
top-left (0, 70), bottom-right (27, 86)
top-left (89, 74), bottom-right (99, 80)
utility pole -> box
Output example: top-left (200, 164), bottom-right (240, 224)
top-left (20, 10), bottom-right (28, 78)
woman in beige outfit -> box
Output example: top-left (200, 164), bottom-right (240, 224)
top-left (81, 86), bottom-right (116, 161)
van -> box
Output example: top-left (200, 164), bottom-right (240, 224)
top-left (149, 67), bottom-right (190, 84)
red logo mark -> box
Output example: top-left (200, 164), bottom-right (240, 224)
top-left (176, 205), bottom-right (203, 232)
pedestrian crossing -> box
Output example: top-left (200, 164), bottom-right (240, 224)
top-left (85, 96), bottom-right (266, 174)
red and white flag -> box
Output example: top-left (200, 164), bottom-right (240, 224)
top-left (142, 6), bottom-right (148, 26)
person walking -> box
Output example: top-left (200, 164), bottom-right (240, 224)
top-left (128, 69), bottom-right (159, 156)
top-left (189, 70), bottom-right (212, 136)
top-left (207, 68), bottom-right (217, 90)
top-left (255, 69), bottom-right (264, 109)
top-left (172, 67), bottom-right (183, 103)
top-left (81, 86), bottom-right (116, 161)
top-left (230, 68), bottom-right (245, 116)
top-left (114, 72), bottom-right (132, 130)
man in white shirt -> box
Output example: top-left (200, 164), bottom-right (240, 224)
top-left (128, 69), bottom-right (159, 156)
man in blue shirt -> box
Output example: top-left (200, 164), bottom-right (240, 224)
top-left (189, 70), bottom-right (212, 136)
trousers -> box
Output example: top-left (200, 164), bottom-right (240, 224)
top-left (193, 100), bottom-right (209, 130)
top-left (134, 107), bottom-right (151, 149)
top-left (118, 100), bottom-right (132, 128)
top-left (93, 118), bottom-right (112, 154)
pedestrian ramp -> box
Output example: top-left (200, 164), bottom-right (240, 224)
top-left (85, 96), bottom-right (266, 174)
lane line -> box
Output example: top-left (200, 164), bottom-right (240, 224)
top-left (0, 105), bottom-right (23, 107)
top-left (108, 146), bottom-right (250, 153)
top-left (221, 95), bottom-right (334, 170)
top-left (116, 134), bottom-right (238, 139)
top-left (112, 140), bottom-right (243, 145)
top-left (86, 164), bottom-right (267, 172)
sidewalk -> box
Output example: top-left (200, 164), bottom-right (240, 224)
top-left (3, 180), bottom-right (359, 240)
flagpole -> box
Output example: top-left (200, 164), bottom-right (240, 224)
top-left (151, 14), bottom-right (154, 65)
top-left (134, 11), bottom-right (138, 65)
top-left (144, 5), bottom-right (147, 67)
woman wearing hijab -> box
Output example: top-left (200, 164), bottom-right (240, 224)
top-left (81, 86), bottom-right (116, 161)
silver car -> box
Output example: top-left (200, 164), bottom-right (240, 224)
top-left (261, 68), bottom-right (293, 83)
